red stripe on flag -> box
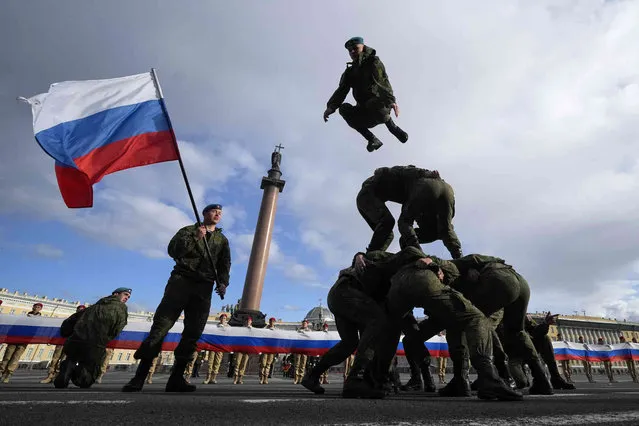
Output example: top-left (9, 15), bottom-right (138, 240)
top-left (74, 130), bottom-right (178, 183)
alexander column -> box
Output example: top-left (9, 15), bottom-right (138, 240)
top-left (230, 145), bottom-right (286, 328)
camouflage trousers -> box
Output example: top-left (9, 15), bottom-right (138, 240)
top-left (185, 351), bottom-right (198, 378)
top-left (207, 351), bottom-right (224, 375)
top-left (234, 353), bottom-right (250, 376)
top-left (310, 276), bottom-right (385, 379)
top-left (134, 273), bottom-right (213, 362)
top-left (356, 181), bottom-right (395, 252)
top-left (338, 101), bottom-right (391, 130)
top-left (510, 333), bottom-right (561, 387)
top-left (259, 353), bottom-right (275, 376)
top-left (100, 348), bottom-right (114, 376)
top-left (63, 340), bottom-right (108, 388)
top-left (294, 354), bottom-right (307, 378)
top-left (0, 344), bottom-right (27, 375)
top-left (379, 265), bottom-right (493, 380)
top-left (47, 345), bottom-right (65, 376)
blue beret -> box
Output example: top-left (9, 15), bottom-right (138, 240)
top-left (203, 204), bottom-right (223, 214)
top-left (112, 287), bottom-right (132, 294)
top-left (345, 37), bottom-right (364, 49)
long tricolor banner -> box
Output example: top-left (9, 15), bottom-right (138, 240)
top-left (0, 315), bottom-right (448, 357)
top-left (4, 316), bottom-right (639, 361)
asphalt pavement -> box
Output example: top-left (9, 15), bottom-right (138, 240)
top-left (1, 371), bottom-right (638, 425)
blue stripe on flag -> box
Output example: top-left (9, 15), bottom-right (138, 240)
top-left (35, 100), bottom-right (169, 168)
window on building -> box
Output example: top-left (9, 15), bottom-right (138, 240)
top-left (10, 309), bottom-right (15, 314)
top-left (38, 349), bottom-right (44, 358)
top-left (126, 353), bottom-right (131, 361)
top-left (26, 348), bottom-right (33, 358)
top-left (48, 350), bottom-right (54, 357)
top-left (118, 353), bottom-right (123, 361)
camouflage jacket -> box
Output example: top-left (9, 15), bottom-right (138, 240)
top-left (361, 165), bottom-right (441, 204)
top-left (168, 224), bottom-right (231, 286)
top-left (66, 295), bottom-right (127, 349)
top-left (354, 246), bottom-right (427, 302)
top-left (327, 46), bottom-right (396, 111)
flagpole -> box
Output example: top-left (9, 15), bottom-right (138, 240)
top-left (150, 68), bottom-right (224, 299)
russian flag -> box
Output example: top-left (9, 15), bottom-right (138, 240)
top-left (23, 72), bottom-right (179, 208)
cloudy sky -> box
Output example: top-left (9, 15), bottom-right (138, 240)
top-left (0, 0), bottom-right (638, 322)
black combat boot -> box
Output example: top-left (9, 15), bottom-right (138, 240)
top-left (301, 371), bottom-right (325, 395)
top-left (546, 359), bottom-right (576, 390)
top-left (165, 358), bottom-right (196, 392)
top-left (420, 358), bottom-right (437, 392)
top-left (355, 128), bottom-right (383, 152)
top-left (438, 358), bottom-right (471, 397)
top-left (551, 375), bottom-right (576, 390)
top-left (495, 359), bottom-right (517, 389)
top-left (385, 118), bottom-right (408, 143)
top-left (53, 359), bottom-right (75, 389)
top-left (527, 358), bottom-right (554, 395)
top-left (342, 359), bottom-right (385, 399)
top-left (400, 374), bottom-right (423, 392)
top-left (400, 356), bottom-right (423, 392)
top-left (472, 356), bottom-right (523, 401)
top-left (122, 358), bottom-right (154, 392)
top-left (342, 371), bottom-right (385, 399)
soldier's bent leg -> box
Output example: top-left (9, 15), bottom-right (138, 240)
top-left (497, 275), bottom-right (553, 394)
top-left (5, 344), bottom-right (27, 376)
top-left (356, 187), bottom-right (395, 252)
top-left (401, 315), bottom-right (438, 392)
top-left (338, 103), bottom-right (383, 151)
top-left (532, 334), bottom-right (574, 390)
top-left (387, 267), bottom-right (522, 401)
top-left (0, 345), bottom-right (17, 375)
top-left (125, 276), bottom-right (194, 392)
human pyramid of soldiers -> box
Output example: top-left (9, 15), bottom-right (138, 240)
top-left (42, 36), bottom-right (576, 401)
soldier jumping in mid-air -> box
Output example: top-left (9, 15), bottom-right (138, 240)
top-left (324, 36), bottom-right (408, 152)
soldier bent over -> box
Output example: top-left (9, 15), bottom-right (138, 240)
top-left (357, 166), bottom-right (461, 258)
top-left (122, 204), bottom-right (231, 393)
top-left (55, 288), bottom-right (130, 389)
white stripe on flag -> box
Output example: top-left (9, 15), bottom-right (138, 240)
top-left (27, 72), bottom-right (159, 134)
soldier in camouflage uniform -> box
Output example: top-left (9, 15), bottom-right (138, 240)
top-left (204, 313), bottom-right (229, 384)
top-left (1, 303), bottom-right (42, 383)
top-left (324, 36), bottom-right (407, 152)
top-left (258, 317), bottom-right (277, 384)
top-left (233, 316), bottom-right (252, 385)
top-left (356, 166), bottom-right (462, 258)
top-left (40, 305), bottom-right (86, 384)
top-left (54, 288), bottom-right (130, 389)
top-left (402, 254), bottom-right (553, 397)
top-left (376, 251), bottom-right (523, 401)
top-left (122, 204), bottom-right (231, 393)
top-left (302, 247), bottom-right (437, 399)
top-left (293, 319), bottom-right (311, 384)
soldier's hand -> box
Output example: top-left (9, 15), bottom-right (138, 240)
top-left (391, 103), bottom-right (400, 118)
top-left (323, 107), bottom-right (335, 122)
top-left (215, 284), bottom-right (227, 299)
top-left (354, 254), bottom-right (367, 274)
top-left (196, 226), bottom-right (207, 240)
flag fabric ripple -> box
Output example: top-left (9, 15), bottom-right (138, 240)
top-left (24, 72), bottom-right (179, 208)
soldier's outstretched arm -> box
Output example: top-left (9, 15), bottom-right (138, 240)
top-left (326, 70), bottom-right (351, 114)
top-left (167, 226), bottom-right (198, 259)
